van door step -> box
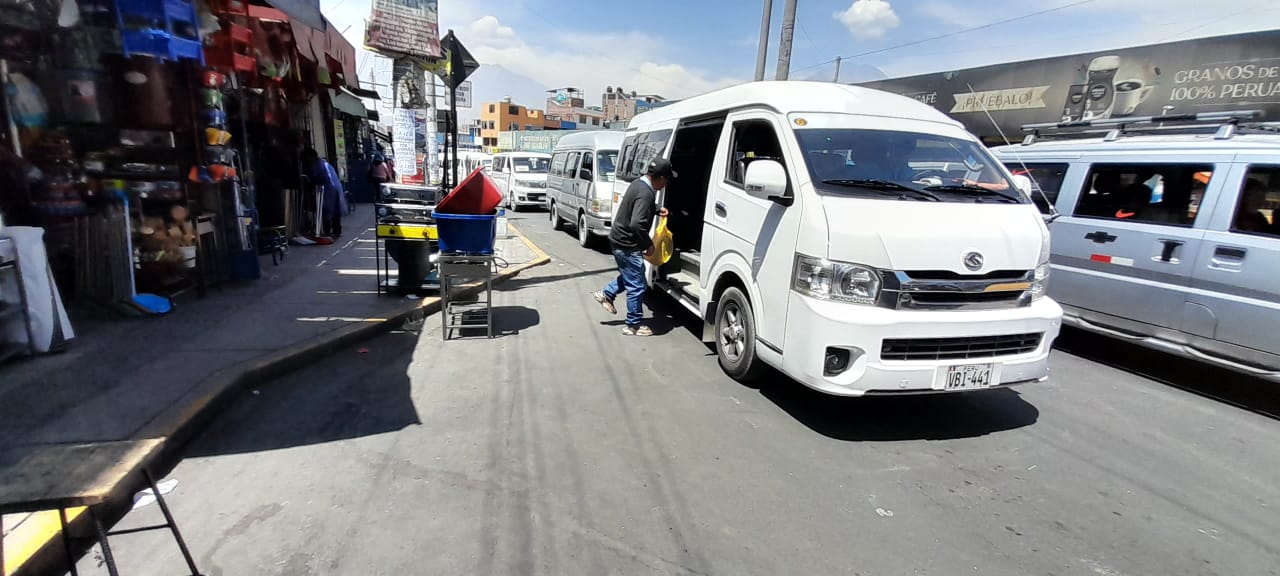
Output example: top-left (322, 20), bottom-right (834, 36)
top-left (665, 270), bottom-right (703, 304)
top-left (678, 250), bottom-right (701, 271)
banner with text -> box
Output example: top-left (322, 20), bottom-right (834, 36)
top-left (393, 108), bottom-right (423, 185)
top-left (859, 30), bottom-right (1280, 142)
top-left (366, 0), bottom-right (441, 60)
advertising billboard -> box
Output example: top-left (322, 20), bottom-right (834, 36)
top-left (365, 0), bottom-right (441, 60)
top-left (858, 30), bottom-right (1280, 142)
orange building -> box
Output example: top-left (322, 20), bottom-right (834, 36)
top-left (479, 98), bottom-right (561, 149)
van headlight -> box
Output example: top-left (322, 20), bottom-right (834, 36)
top-left (590, 198), bottom-right (610, 214)
top-left (1031, 232), bottom-right (1051, 300)
top-left (793, 254), bottom-right (880, 305)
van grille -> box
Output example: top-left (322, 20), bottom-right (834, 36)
top-left (881, 333), bottom-right (1042, 361)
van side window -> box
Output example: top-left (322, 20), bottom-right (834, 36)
top-left (579, 151), bottom-right (593, 180)
top-left (1075, 164), bottom-right (1212, 226)
top-left (1007, 163), bottom-right (1068, 215)
top-left (1232, 166), bottom-right (1280, 238)
top-left (551, 153), bottom-right (566, 177)
top-left (566, 152), bottom-right (581, 177)
top-left (726, 120), bottom-right (785, 187)
top-left (619, 130), bottom-right (673, 182)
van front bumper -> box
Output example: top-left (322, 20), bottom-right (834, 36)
top-left (778, 293), bottom-right (1063, 396)
top-left (584, 211), bottom-right (612, 235)
top-left (510, 187), bottom-right (546, 207)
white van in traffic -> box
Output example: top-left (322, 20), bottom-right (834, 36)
top-left (993, 111), bottom-right (1280, 382)
top-left (548, 131), bottom-right (624, 247)
top-left (491, 151), bottom-right (551, 211)
top-left (617, 81), bottom-right (1063, 396)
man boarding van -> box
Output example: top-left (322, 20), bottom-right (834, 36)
top-left (615, 81), bottom-right (1063, 396)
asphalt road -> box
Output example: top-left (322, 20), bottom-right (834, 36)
top-left (94, 211), bottom-right (1280, 576)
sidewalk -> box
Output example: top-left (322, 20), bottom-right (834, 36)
top-left (0, 207), bottom-right (547, 575)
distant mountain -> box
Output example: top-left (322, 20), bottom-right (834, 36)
top-left (453, 64), bottom-right (551, 121)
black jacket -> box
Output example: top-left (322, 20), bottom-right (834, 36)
top-left (609, 178), bottom-right (657, 251)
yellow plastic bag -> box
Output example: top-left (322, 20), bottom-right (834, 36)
top-left (645, 215), bottom-right (674, 266)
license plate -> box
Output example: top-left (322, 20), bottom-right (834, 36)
top-left (943, 363), bottom-right (995, 390)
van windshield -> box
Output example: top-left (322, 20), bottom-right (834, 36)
top-left (512, 156), bottom-right (550, 174)
top-left (598, 150), bottom-right (618, 182)
top-left (795, 129), bottom-right (1026, 204)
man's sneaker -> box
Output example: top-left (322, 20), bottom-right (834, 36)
top-left (622, 325), bottom-right (653, 336)
top-left (592, 291), bottom-right (617, 315)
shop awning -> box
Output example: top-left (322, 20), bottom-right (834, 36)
top-left (330, 88), bottom-right (368, 118)
top-left (348, 85), bottom-right (381, 100)
top-left (263, 0), bottom-right (324, 30)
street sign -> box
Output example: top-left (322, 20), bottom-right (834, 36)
top-left (431, 31), bottom-right (479, 91)
top-left (441, 81), bottom-right (472, 108)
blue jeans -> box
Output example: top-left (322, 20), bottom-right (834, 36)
top-left (603, 248), bottom-right (646, 327)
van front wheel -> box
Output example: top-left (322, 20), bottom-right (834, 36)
top-left (715, 287), bottom-right (765, 382)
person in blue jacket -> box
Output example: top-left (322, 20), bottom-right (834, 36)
top-left (302, 148), bottom-right (348, 237)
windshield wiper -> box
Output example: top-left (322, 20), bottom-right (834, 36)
top-left (924, 184), bottom-right (1021, 203)
top-left (822, 179), bottom-right (940, 202)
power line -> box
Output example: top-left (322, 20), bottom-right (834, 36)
top-left (794, 0), bottom-right (1098, 74)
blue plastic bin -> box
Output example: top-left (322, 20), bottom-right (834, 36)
top-left (433, 211), bottom-right (497, 254)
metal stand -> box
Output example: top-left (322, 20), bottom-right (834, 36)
top-left (0, 236), bottom-right (37, 362)
top-left (439, 253), bottom-right (495, 339)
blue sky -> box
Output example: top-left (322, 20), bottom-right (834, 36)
top-left (324, 0), bottom-right (1280, 117)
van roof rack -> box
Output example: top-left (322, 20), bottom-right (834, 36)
top-left (1019, 110), bottom-right (1278, 145)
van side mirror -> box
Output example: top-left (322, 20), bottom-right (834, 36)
top-left (1011, 174), bottom-right (1034, 197)
top-left (744, 160), bottom-right (789, 204)
top-left (579, 169), bottom-right (593, 181)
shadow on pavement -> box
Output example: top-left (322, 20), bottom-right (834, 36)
top-left (760, 380), bottom-right (1040, 441)
top-left (183, 329), bottom-right (422, 458)
top-left (455, 305), bottom-right (541, 338)
top-left (495, 267), bottom-right (614, 291)
top-left (1054, 327), bottom-right (1280, 418)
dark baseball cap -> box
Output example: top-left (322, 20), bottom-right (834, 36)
top-left (646, 157), bottom-right (677, 179)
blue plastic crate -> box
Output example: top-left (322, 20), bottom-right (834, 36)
top-left (120, 29), bottom-right (171, 59)
top-left (433, 211), bottom-right (497, 254)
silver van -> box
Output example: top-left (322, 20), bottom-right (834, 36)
top-left (547, 131), bottom-right (623, 247)
top-left (993, 113), bottom-right (1280, 381)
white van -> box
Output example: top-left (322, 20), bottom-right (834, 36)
top-left (616, 81), bottom-right (1063, 396)
top-left (548, 131), bottom-right (624, 247)
top-left (491, 152), bottom-right (551, 211)
top-left (459, 151), bottom-right (492, 175)
top-left (992, 112), bottom-right (1280, 382)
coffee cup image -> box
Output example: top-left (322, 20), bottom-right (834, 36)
top-left (1082, 55), bottom-right (1121, 120)
top-left (1113, 79), bottom-right (1154, 116)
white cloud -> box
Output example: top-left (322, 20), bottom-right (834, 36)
top-left (461, 14), bottom-right (738, 104)
top-left (835, 0), bottom-right (901, 40)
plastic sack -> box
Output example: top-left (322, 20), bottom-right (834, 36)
top-left (645, 215), bottom-right (673, 266)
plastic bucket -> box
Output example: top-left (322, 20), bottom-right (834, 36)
top-left (433, 211), bottom-right (497, 254)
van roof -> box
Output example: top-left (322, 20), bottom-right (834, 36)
top-left (991, 132), bottom-right (1280, 156)
top-left (626, 81), bottom-right (961, 129)
top-left (553, 130), bottom-right (624, 150)
top-left (496, 151), bottom-right (551, 157)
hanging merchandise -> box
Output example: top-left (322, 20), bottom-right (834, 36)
top-left (116, 56), bottom-right (174, 128)
top-left (6, 72), bottom-right (49, 129)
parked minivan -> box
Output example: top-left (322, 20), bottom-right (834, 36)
top-left (993, 114), bottom-right (1280, 382)
top-left (617, 81), bottom-right (1062, 396)
top-left (491, 151), bottom-right (551, 211)
top-left (548, 131), bottom-right (623, 247)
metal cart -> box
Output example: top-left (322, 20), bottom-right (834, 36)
top-left (439, 253), bottom-right (496, 339)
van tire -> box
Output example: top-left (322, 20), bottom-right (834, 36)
top-left (549, 202), bottom-right (563, 230)
top-left (578, 213), bottom-right (593, 248)
top-left (715, 287), bottom-right (765, 382)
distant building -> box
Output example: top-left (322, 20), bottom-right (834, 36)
top-left (602, 86), bottom-right (665, 124)
top-left (545, 87), bottom-right (607, 129)
top-left (479, 98), bottom-right (562, 150)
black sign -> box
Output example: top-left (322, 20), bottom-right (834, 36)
top-left (858, 30), bottom-right (1280, 142)
top-left (437, 31), bottom-right (479, 91)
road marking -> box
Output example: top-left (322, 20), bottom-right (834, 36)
top-left (2, 507), bottom-right (86, 576)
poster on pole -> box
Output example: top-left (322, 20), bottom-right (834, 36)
top-left (393, 108), bottom-right (423, 185)
top-left (365, 0), bottom-right (441, 60)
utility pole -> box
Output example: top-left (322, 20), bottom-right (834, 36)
top-left (754, 0), bottom-right (773, 82)
top-left (834, 56), bottom-right (842, 83)
top-left (775, 0), bottom-right (797, 80)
